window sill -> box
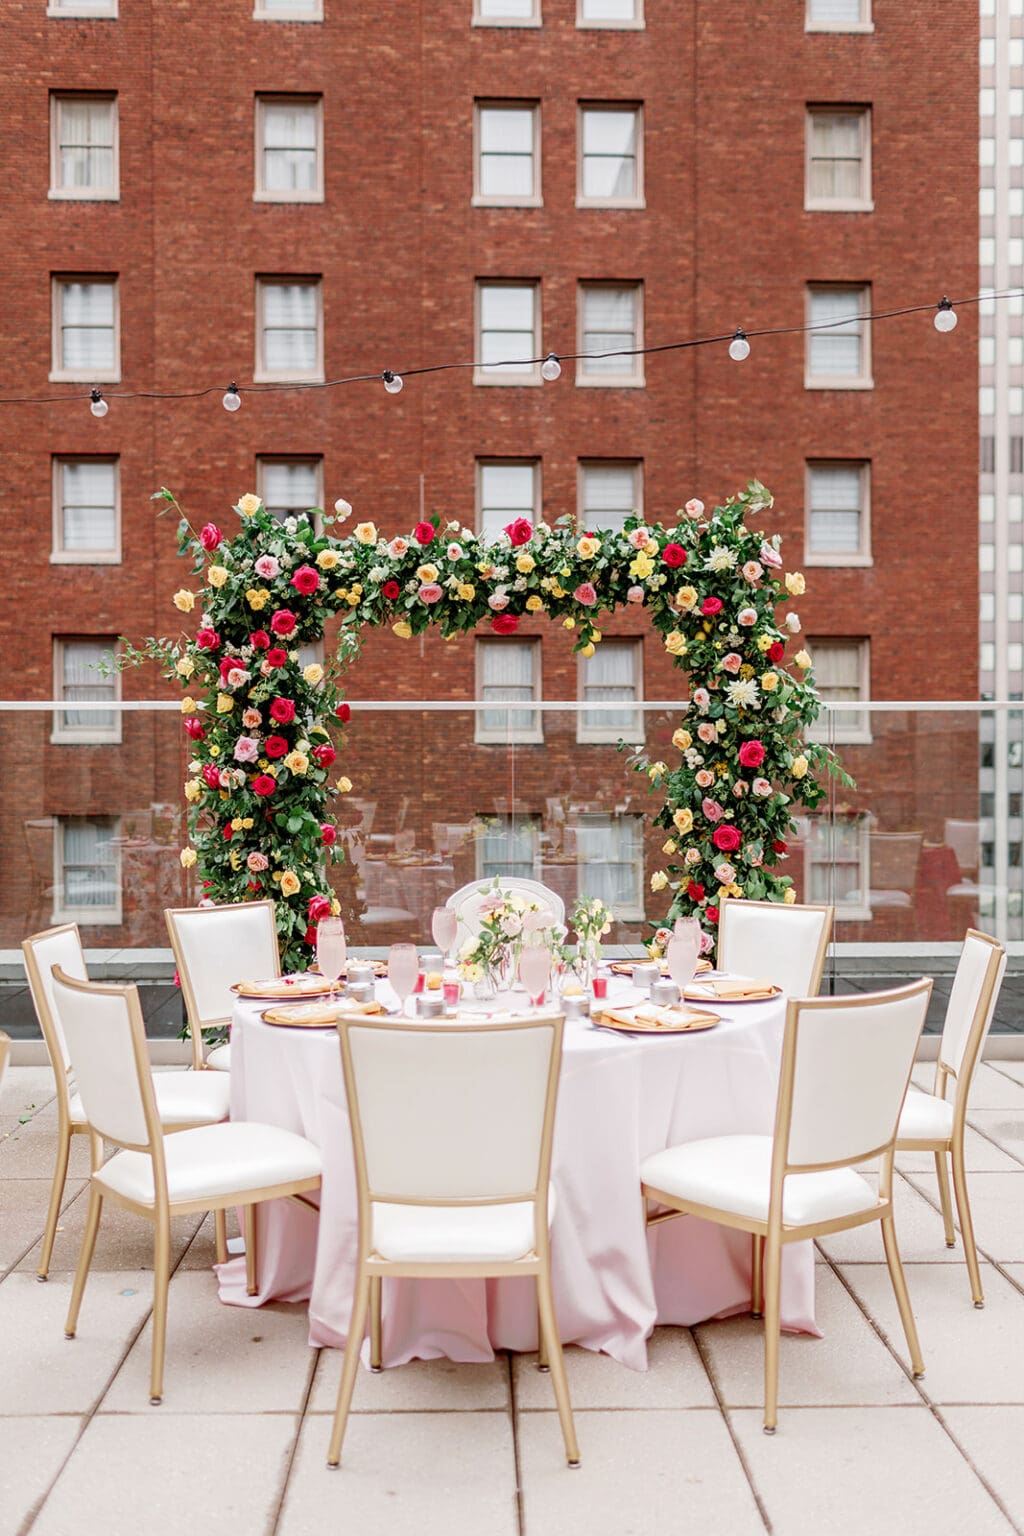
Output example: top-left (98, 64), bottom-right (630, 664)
top-left (49, 371), bottom-right (121, 384)
top-left (803, 376), bottom-right (874, 391)
top-left (253, 371), bottom-right (325, 384)
top-left (253, 7), bottom-right (323, 18)
top-left (471, 16), bottom-right (542, 25)
top-left (577, 732), bottom-right (645, 745)
top-left (576, 197), bottom-right (646, 211)
top-left (804, 199), bottom-right (874, 213)
top-left (804, 552), bottom-right (873, 568)
top-left (472, 195), bottom-right (544, 209)
top-left (50, 550), bottom-right (121, 565)
top-left (48, 189), bottom-right (120, 202)
top-left (473, 372), bottom-right (544, 387)
top-left (253, 191), bottom-right (324, 204)
top-left (475, 733), bottom-right (546, 746)
top-left (805, 21), bottom-right (874, 32)
top-left (577, 18), bottom-right (645, 28)
top-left (51, 733), bottom-right (122, 747)
top-left (47, 5), bottom-right (118, 14)
top-left (52, 906), bottom-right (123, 925)
top-left (575, 375), bottom-right (645, 388)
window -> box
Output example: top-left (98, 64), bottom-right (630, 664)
top-left (475, 282), bottom-right (541, 383)
top-left (805, 462), bottom-right (870, 564)
top-left (578, 105), bottom-right (643, 207)
top-left (54, 818), bottom-right (121, 924)
top-left (577, 460), bottom-right (642, 533)
top-left (577, 283), bottom-right (643, 385)
top-left (805, 0), bottom-right (872, 29)
top-left (578, 639), bottom-right (643, 743)
top-left (804, 815), bottom-right (871, 920)
top-left (476, 639), bottom-right (542, 743)
top-left (806, 638), bottom-right (871, 743)
top-left (255, 96), bottom-right (322, 201)
top-left (477, 815), bottom-right (540, 880)
top-left (255, 278), bottom-right (323, 380)
top-left (473, 0), bottom-right (541, 25)
top-left (52, 637), bottom-right (119, 744)
top-left (48, 0), bottom-right (117, 14)
top-left (51, 276), bottom-right (119, 382)
top-left (257, 458), bottom-right (323, 522)
top-left (576, 813), bottom-right (643, 918)
top-left (474, 103), bottom-right (540, 205)
top-left (806, 108), bottom-right (871, 209)
top-left (805, 284), bottom-right (871, 387)
top-left (578, 0), bottom-right (643, 27)
top-left (254, 0), bottom-right (322, 17)
top-left (477, 459), bottom-right (540, 540)
top-left (52, 458), bottom-right (119, 562)
top-left (50, 95), bottom-right (117, 199)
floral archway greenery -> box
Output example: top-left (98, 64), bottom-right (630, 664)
top-left (124, 480), bottom-right (847, 971)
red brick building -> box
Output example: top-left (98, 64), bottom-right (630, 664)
top-left (1, 0), bottom-right (977, 948)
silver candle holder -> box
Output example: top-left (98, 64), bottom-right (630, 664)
top-left (416, 991), bottom-right (445, 1018)
top-left (346, 961), bottom-right (375, 988)
top-left (631, 962), bottom-right (660, 990)
top-left (560, 993), bottom-right (591, 1020)
top-left (345, 981), bottom-right (375, 1006)
top-left (650, 978), bottom-right (681, 1007)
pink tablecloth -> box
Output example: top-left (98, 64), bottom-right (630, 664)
top-left (218, 985), bottom-right (816, 1370)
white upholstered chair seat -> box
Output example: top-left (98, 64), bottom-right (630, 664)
top-left (371, 1186), bottom-right (556, 1264)
top-left (96, 1122), bottom-right (322, 1208)
top-left (206, 1043), bottom-right (232, 1073)
top-left (897, 1089), bottom-right (955, 1142)
top-left (641, 1136), bottom-right (879, 1228)
top-left (68, 1071), bottom-right (231, 1130)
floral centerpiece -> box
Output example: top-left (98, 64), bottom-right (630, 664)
top-left (570, 896), bottom-right (613, 986)
top-left (456, 880), bottom-right (566, 996)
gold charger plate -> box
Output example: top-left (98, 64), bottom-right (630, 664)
top-left (608, 958), bottom-right (713, 978)
top-left (261, 1000), bottom-right (385, 1028)
top-left (232, 975), bottom-right (336, 1000)
top-left (595, 1005), bottom-right (721, 1036)
top-left (683, 979), bottom-right (781, 1004)
top-left (308, 959), bottom-right (389, 979)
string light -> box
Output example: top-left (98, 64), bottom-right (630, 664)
top-left (541, 353), bottom-right (562, 381)
top-left (728, 328), bottom-right (751, 362)
top-left (934, 296), bottom-right (958, 333)
top-left (88, 388), bottom-right (108, 418)
top-left (222, 382), bottom-right (242, 412)
top-left (382, 370), bottom-right (404, 395)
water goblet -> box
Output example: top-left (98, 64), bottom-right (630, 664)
top-left (316, 916), bottom-right (347, 1004)
top-left (388, 943), bottom-right (419, 1016)
top-left (431, 905), bottom-right (458, 969)
top-left (519, 943), bottom-right (551, 1009)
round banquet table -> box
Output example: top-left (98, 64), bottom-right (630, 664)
top-left (217, 978), bottom-right (817, 1370)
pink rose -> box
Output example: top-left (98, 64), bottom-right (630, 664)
top-left (692, 687), bottom-right (710, 712)
top-left (628, 527), bottom-right (651, 550)
top-left (738, 739), bottom-right (765, 768)
top-left (252, 775), bottom-right (277, 797)
top-left (413, 521), bottom-right (436, 545)
top-left (247, 852), bottom-right (269, 872)
top-left (760, 542), bottom-right (783, 569)
top-left (702, 797), bottom-right (724, 823)
top-left (573, 582), bottom-right (597, 606)
top-left (311, 744), bottom-right (336, 768)
top-left (242, 708), bottom-right (262, 729)
top-left (183, 717), bottom-right (205, 741)
top-left (698, 722), bottom-right (717, 744)
top-left (737, 608), bottom-right (757, 627)
top-left (701, 597), bottom-right (723, 617)
top-left (504, 517), bottom-right (534, 546)
top-left (732, 781), bottom-right (749, 798)
top-left (488, 593), bottom-right (510, 611)
top-left (752, 777), bottom-right (771, 797)
top-left (320, 823), bottom-right (337, 846)
top-left (199, 523), bottom-right (222, 551)
top-left (626, 585), bottom-right (645, 604)
top-left (233, 736), bottom-right (259, 763)
top-left (254, 554), bottom-right (279, 580)
top-left (662, 544), bottom-right (687, 569)
top-left (713, 825), bottom-right (742, 853)
top-left (291, 565), bottom-right (320, 596)
top-left (388, 538), bottom-right (409, 559)
top-left (202, 764), bottom-right (221, 789)
top-left (195, 628), bottom-right (220, 651)
top-left (721, 653), bottom-right (742, 674)
top-left (492, 614), bottom-right (520, 634)
top-left (418, 583), bottom-right (443, 604)
top-left (699, 932), bottom-right (715, 955)
top-left (714, 862), bottom-right (735, 884)
top-left (695, 769), bottom-right (715, 788)
top-left (684, 498), bottom-right (705, 520)
top-left (742, 561), bottom-right (763, 584)
top-left (226, 667), bottom-right (250, 689)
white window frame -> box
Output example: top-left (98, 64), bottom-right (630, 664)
top-left (806, 637), bottom-right (872, 745)
top-left (49, 93), bottom-right (119, 201)
top-left (53, 816), bottom-right (123, 926)
top-left (575, 812), bottom-right (645, 920)
top-left (576, 638), bottom-right (644, 744)
top-left (255, 276), bottom-right (324, 382)
top-left (52, 636), bottom-right (121, 745)
top-left (474, 637), bottom-right (544, 745)
top-left (576, 281), bottom-right (644, 387)
top-left (577, 0), bottom-right (644, 30)
top-left (805, 283), bottom-right (872, 390)
top-left (51, 275), bottom-right (120, 383)
top-left (47, 0), bottom-right (117, 15)
top-left (476, 458), bottom-right (541, 539)
top-left (473, 101), bottom-right (542, 208)
top-left (804, 460), bottom-right (872, 567)
top-left (51, 457), bottom-right (121, 565)
top-left (577, 459), bottom-right (643, 530)
top-left (805, 0), bottom-right (873, 32)
top-left (256, 456), bottom-right (325, 522)
top-left (801, 813), bottom-right (872, 921)
top-left (577, 103), bottom-right (644, 209)
top-left (253, 0), bottom-right (322, 18)
top-left (254, 95), bottom-right (324, 203)
top-left (474, 280), bottom-right (542, 386)
top-left (472, 0), bottom-right (541, 27)
top-left (805, 106), bottom-right (872, 211)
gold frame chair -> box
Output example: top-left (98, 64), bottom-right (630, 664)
top-left (716, 896), bottom-right (833, 998)
top-left (328, 1012), bottom-right (579, 1470)
top-left (642, 979), bottom-right (932, 1432)
top-left (896, 929), bottom-right (1006, 1307)
top-left (165, 899), bottom-right (281, 1071)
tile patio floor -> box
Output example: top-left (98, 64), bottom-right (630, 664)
top-left (2, 1058), bottom-right (1024, 1536)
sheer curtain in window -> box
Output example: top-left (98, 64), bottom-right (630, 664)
top-left (808, 113), bottom-right (863, 201)
top-left (581, 463), bottom-right (637, 531)
top-left (61, 820), bottom-right (117, 911)
top-left (61, 461), bottom-right (117, 550)
top-left (576, 814), bottom-right (641, 911)
top-left (262, 461), bottom-right (319, 520)
top-left (808, 465), bottom-right (862, 553)
top-left (263, 103), bottom-right (318, 192)
top-left (582, 110), bottom-right (637, 199)
top-left (582, 287), bottom-right (637, 374)
top-left (809, 289), bottom-right (864, 376)
top-left (480, 640), bottom-right (537, 735)
top-left (479, 108), bottom-right (535, 198)
top-left (479, 286), bottom-right (536, 373)
top-left (480, 816), bottom-right (537, 880)
top-left (61, 640), bottom-right (116, 731)
top-left (479, 462), bottom-right (536, 538)
top-left (581, 641), bottom-right (640, 736)
top-left (61, 282), bottom-right (115, 372)
top-left (59, 100), bottom-right (114, 190)
top-left (263, 284), bottom-right (318, 372)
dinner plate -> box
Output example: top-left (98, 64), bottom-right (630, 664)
top-left (232, 975), bottom-right (336, 1000)
top-left (683, 980), bottom-right (782, 1004)
top-left (261, 1000), bottom-right (386, 1028)
top-left (593, 1005), bottom-right (720, 1036)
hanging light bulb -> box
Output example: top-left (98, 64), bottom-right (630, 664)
top-left (728, 328), bottom-right (751, 362)
top-left (89, 388), bottom-right (108, 418)
top-left (934, 296), bottom-right (958, 333)
top-left (541, 353), bottom-right (562, 381)
top-left (382, 370), bottom-right (404, 394)
top-left (222, 382), bottom-right (242, 412)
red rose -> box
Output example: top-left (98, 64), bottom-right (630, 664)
top-left (504, 517), bottom-right (534, 546)
top-left (304, 924), bottom-right (317, 946)
top-left (291, 565), bottom-right (320, 596)
top-left (662, 543), bottom-right (687, 569)
top-left (266, 648), bottom-right (288, 668)
top-left (321, 823), bottom-right (337, 846)
top-left (335, 702), bottom-right (351, 723)
top-left (269, 697), bottom-right (296, 723)
top-left (265, 735), bottom-right (289, 758)
top-left (252, 774), bottom-right (277, 797)
top-left (712, 825), bottom-right (742, 853)
top-left (249, 880), bottom-right (263, 895)
top-left (199, 523), bottom-right (222, 551)
top-left (413, 521), bottom-right (436, 545)
top-left (382, 580), bottom-right (401, 601)
top-left (183, 717), bottom-right (205, 740)
top-left (222, 823), bottom-right (233, 841)
top-left (706, 904), bottom-right (720, 924)
top-left (195, 628), bottom-right (220, 651)
top-left (768, 640), bottom-right (785, 664)
top-left (738, 739), bottom-right (765, 769)
top-left (202, 764), bottom-right (221, 789)
top-left (687, 881), bottom-right (705, 902)
top-left (250, 630), bottom-right (270, 650)
top-left (270, 609), bottom-right (297, 637)
top-left (491, 614), bottom-right (520, 634)
top-left (307, 894), bottom-right (333, 923)
top-left (772, 839), bottom-right (788, 854)
top-left (312, 744), bottom-right (336, 768)
top-left (701, 597), bottom-right (723, 617)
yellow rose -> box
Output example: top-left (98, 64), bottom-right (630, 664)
top-left (785, 571), bottom-right (806, 596)
top-left (183, 779), bottom-right (201, 803)
top-left (247, 587), bottom-right (270, 610)
top-left (302, 663), bottom-right (325, 686)
top-left (173, 589), bottom-right (195, 612)
top-left (783, 887), bottom-right (797, 905)
top-left (176, 656), bottom-right (195, 679)
top-left (417, 563), bottom-right (439, 582)
top-left (237, 493), bottom-right (262, 516)
top-left (336, 776), bottom-right (353, 793)
top-left (525, 595), bottom-right (543, 612)
top-left (457, 583), bottom-right (476, 601)
top-left (580, 642), bottom-right (596, 658)
top-left (180, 696), bottom-right (197, 714)
top-left (675, 586), bottom-right (697, 610)
top-left (563, 617), bottom-right (576, 630)
top-left (330, 897), bottom-right (341, 916)
top-left (629, 553), bottom-right (655, 580)
top-left (355, 522), bottom-right (378, 545)
top-left (761, 671), bottom-right (779, 692)
top-left (673, 807), bottom-right (694, 834)
top-left (229, 850), bottom-right (241, 872)
top-left (550, 583), bottom-right (567, 599)
top-left (280, 870), bottom-right (301, 897)
top-left (664, 631), bottom-right (688, 657)
top-left (650, 870), bottom-right (669, 892)
top-left (672, 728), bottom-right (692, 751)
top-left (179, 848), bottom-right (198, 868)
top-left (756, 633), bottom-right (773, 653)
top-left (591, 629), bottom-right (602, 642)
top-left (648, 762), bottom-right (668, 779)
top-left (316, 550), bottom-right (340, 569)
top-left (663, 839), bottom-right (677, 855)
top-left (392, 620), bottom-right (412, 639)
top-left (346, 592), bottom-right (360, 606)
top-left (207, 566), bottom-right (229, 589)
top-left (795, 649), bottom-right (812, 670)
top-left (577, 536), bottom-right (600, 559)
top-left (284, 751), bottom-right (309, 775)
top-left (516, 553), bottom-right (535, 574)
top-left (216, 694), bottom-right (234, 714)
top-left (476, 562), bottom-right (494, 577)
top-left (791, 754), bottom-right (808, 779)
top-left (242, 817), bottom-right (254, 830)
top-left (230, 817), bottom-right (243, 831)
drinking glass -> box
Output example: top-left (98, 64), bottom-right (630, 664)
top-left (388, 943), bottom-right (419, 1016)
top-left (431, 905), bottom-right (458, 967)
top-left (666, 918), bottom-right (701, 992)
top-left (316, 917), bottom-right (347, 1003)
top-left (519, 943), bottom-right (551, 1008)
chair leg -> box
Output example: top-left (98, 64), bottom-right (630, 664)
top-left (536, 1270), bottom-right (580, 1467)
top-left (536, 1300), bottom-right (549, 1371)
top-left (213, 1208), bottom-right (228, 1267)
top-left (244, 1204), bottom-right (258, 1296)
top-left (369, 1275), bottom-right (383, 1372)
top-left (880, 1212), bottom-right (925, 1376)
top-left (150, 1215), bottom-right (172, 1405)
top-left (751, 1233), bottom-right (764, 1317)
top-left (327, 1270), bottom-right (372, 1468)
top-left (762, 1228), bottom-right (782, 1433)
top-left (64, 1185), bottom-right (103, 1339)
top-left (950, 1141), bottom-right (985, 1307)
top-left (934, 1150), bottom-right (956, 1248)
top-left (38, 1125), bottom-right (72, 1281)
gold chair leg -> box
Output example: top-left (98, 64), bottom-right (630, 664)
top-left (934, 1150), bottom-right (956, 1248)
top-left (150, 1215), bottom-right (172, 1404)
top-left (880, 1211), bottom-right (925, 1375)
top-left (536, 1270), bottom-right (580, 1467)
top-left (64, 1185), bottom-right (103, 1338)
top-left (214, 1208), bottom-right (228, 1266)
top-left (762, 1228), bottom-right (782, 1433)
top-left (369, 1275), bottom-right (383, 1372)
top-left (244, 1205), bottom-right (258, 1296)
top-left (327, 1270), bottom-right (371, 1468)
top-left (950, 1141), bottom-right (985, 1307)
top-left (38, 1125), bottom-right (72, 1281)
top-left (751, 1233), bottom-right (764, 1317)
top-left (537, 1301), bottom-right (549, 1371)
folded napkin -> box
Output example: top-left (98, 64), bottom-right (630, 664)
top-left (263, 998), bottom-right (385, 1027)
top-left (599, 1004), bottom-right (716, 1032)
top-left (235, 975), bottom-right (333, 999)
top-left (690, 978), bottom-right (776, 1000)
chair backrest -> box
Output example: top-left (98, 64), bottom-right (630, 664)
top-left (338, 1015), bottom-right (563, 1208)
top-left (447, 879), bottom-right (565, 949)
top-left (49, 967), bottom-right (162, 1157)
top-left (0, 1032), bottom-right (10, 1097)
top-left (21, 923), bottom-right (88, 1077)
top-left (938, 929), bottom-right (1006, 1092)
top-left (165, 900), bottom-right (280, 1067)
top-left (944, 820), bottom-right (981, 879)
top-left (869, 831), bottom-right (923, 892)
top-left (717, 898), bottom-right (833, 999)
top-left (776, 979), bottom-right (932, 1173)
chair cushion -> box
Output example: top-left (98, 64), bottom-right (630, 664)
top-left (897, 1090), bottom-right (954, 1144)
top-left (95, 1122), bottom-right (321, 1207)
top-left (69, 1070), bottom-right (231, 1130)
top-left (206, 1043), bottom-right (231, 1072)
top-left (371, 1185), bottom-right (556, 1264)
top-left (641, 1135), bottom-right (879, 1229)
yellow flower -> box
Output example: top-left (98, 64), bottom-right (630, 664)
top-left (209, 744), bottom-right (221, 757)
top-left (563, 617), bottom-right (576, 630)
top-left (176, 656), bottom-right (195, 679)
top-left (237, 493), bottom-right (262, 516)
top-left (179, 848), bottom-right (197, 868)
top-left (350, 582), bottom-right (363, 598)
top-left (577, 535), bottom-right (601, 559)
top-left (346, 592), bottom-right (361, 607)
top-left (756, 633), bottom-right (773, 653)
top-left (229, 850), bottom-right (241, 872)
top-left (330, 897), bottom-right (341, 916)
top-left (355, 521), bottom-right (378, 544)
top-left (580, 642), bottom-right (596, 658)
top-left (207, 565), bottom-right (229, 588)
top-left (550, 583), bottom-right (567, 599)
top-left (284, 750), bottom-right (309, 775)
top-left (648, 761), bottom-right (668, 779)
top-left (761, 671), bottom-right (779, 692)
top-left (525, 595), bottom-right (543, 612)
top-left (791, 754), bottom-right (808, 779)
top-left (629, 553), bottom-right (655, 581)
top-left (173, 589), bottom-right (195, 612)
top-left (230, 817), bottom-right (243, 831)
top-left (180, 696), bottom-right (197, 714)
top-left (673, 807), bottom-right (694, 834)
top-left (675, 586), bottom-right (697, 610)
top-left (664, 631), bottom-right (688, 657)
top-left (516, 553), bottom-right (535, 574)
top-left (392, 620), bottom-right (412, 639)
top-left (650, 870), bottom-right (669, 892)
top-left (795, 649), bottom-right (812, 670)
top-left (457, 583), bottom-right (476, 601)
top-left (591, 629), bottom-right (602, 643)
top-left (785, 571), bottom-right (806, 596)
top-left (183, 779), bottom-right (201, 803)
top-left (303, 663), bottom-right (325, 686)
top-left (663, 839), bottom-right (677, 855)
top-left (476, 562), bottom-right (494, 577)
top-left (783, 887), bottom-right (797, 905)
top-left (242, 817), bottom-right (254, 830)
top-left (336, 776), bottom-right (353, 793)
top-left (216, 694), bottom-right (234, 714)
top-left (417, 563), bottom-right (439, 582)
top-left (280, 870), bottom-right (301, 897)
top-left (316, 549), bottom-right (340, 569)
top-left (246, 587), bottom-right (270, 610)
top-left (672, 728), bottom-right (692, 751)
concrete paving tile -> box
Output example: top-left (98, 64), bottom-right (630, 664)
top-left (0, 1413), bottom-right (84, 1536)
top-left (0, 1067), bottom-right (56, 1120)
top-left (518, 1408), bottom-right (763, 1536)
top-left (896, 1123), bottom-right (1019, 1173)
top-left (309, 1345), bottom-right (510, 1413)
top-left (13, 1180), bottom-right (203, 1275)
top-left (0, 1104), bottom-right (93, 1179)
top-left (31, 1414), bottom-right (296, 1536)
top-left (839, 1262), bottom-right (1024, 1403)
top-left (695, 1264), bottom-right (919, 1409)
top-left (965, 1109), bottom-right (1024, 1165)
top-left (989, 1061), bottom-right (1024, 1089)
top-left (900, 1171), bottom-right (1024, 1263)
top-left (817, 1174), bottom-right (962, 1265)
top-left (102, 1271), bottom-right (316, 1413)
top-left (941, 1407), bottom-right (1024, 1529)
top-left (176, 1208), bottom-right (241, 1271)
top-left (278, 1410), bottom-right (518, 1536)
top-left (0, 1176), bottom-right (86, 1273)
top-left (731, 1405), bottom-right (1013, 1536)
top-left (512, 1327), bottom-right (716, 1410)
top-left (968, 1064), bottom-right (1024, 1109)
top-left (0, 1271), bottom-right (154, 1416)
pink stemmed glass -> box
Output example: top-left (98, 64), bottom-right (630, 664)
top-left (388, 943), bottom-right (419, 1016)
top-left (431, 905), bottom-right (458, 969)
top-left (519, 944), bottom-right (551, 1009)
top-left (666, 917), bottom-right (701, 993)
top-left (316, 916), bottom-right (347, 1004)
